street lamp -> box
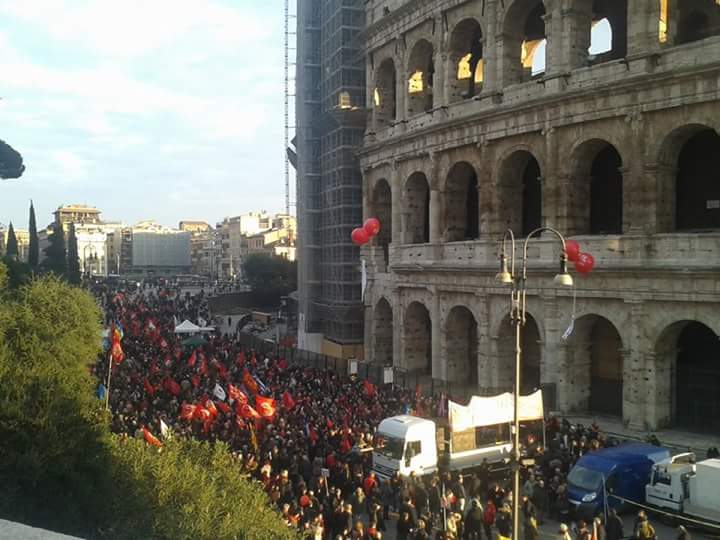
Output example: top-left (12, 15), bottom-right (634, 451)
top-left (496, 227), bottom-right (573, 540)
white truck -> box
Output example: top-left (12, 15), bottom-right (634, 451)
top-left (372, 390), bottom-right (544, 480)
top-left (645, 456), bottom-right (720, 530)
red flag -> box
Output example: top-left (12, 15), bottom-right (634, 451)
top-left (216, 362), bottom-right (228, 380)
top-left (143, 378), bottom-right (156, 396)
top-left (204, 399), bottom-right (218, 419)
top-left (235, 351), bottom-right (246, 366)
top-left (239, 403), bottom-right (261, 420)
top-left (282, 391), bottom-right (295, 410)
top-left (363, 380), bottom-right (376, 397)
top-left (163, 377), bottom-right (181, 397)
top-left (142, 426), bottom-right (162, 448)
top-left (199, 357), bottom-right (208, 376)
top-left (228, 384), bottom-right (247, 404)
top-left (187, 350), bottom-right (197, 367)
top-left (180, 403), bottom-right (197, 421)
top-left (278, 357), bottom-right (288, 370)
top-left (193, 406), bottom-right (211, 422)
top-left (111, 341), bottom-right (124, 364)
top-left (256, 396), bottom-right (276, 419)
top-left (217, 401), bottom-right (231, 415)
top-left (243, 369), bottom-right (259, 395)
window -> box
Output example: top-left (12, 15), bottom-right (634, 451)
top-left (475, 423), bottom-right (511, 447)
top-left (405, 440), bottom-right (422, 459)
top-left (408, 70), bottom-right (424, 93)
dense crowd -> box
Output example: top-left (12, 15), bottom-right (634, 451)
top-left (92, 282), bottom-right (671, 540)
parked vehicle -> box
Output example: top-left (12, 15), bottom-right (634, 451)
top-left (646, 456), bottom-right (720, 530)
top-left (372, 391), bottom-right (544, 480)
top-left (567, 443), bottom-right (671, 520)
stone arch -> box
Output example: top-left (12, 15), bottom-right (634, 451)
top-left (502, 0), bottom-right (547, 85)
top-left (445, 161), bottom-right (479, 242)
top-left (406, 39), bottom-right (435, 116)
top-left (447, 18), bottom-right (484, 102)
top-left (373, 297), bottom-right (394, 366)
top-left (496, 149), bottom-right (542, 236)
top-left (445, 305), bottom-right (479, 386)
top-left (404, 172), bottom-right (431, 244)
top-left (569, 0), bottom-right (627, 68)
top-left (672, 127), bottom-right (720, 230)
top-left (675, 0), bottom-right (720, 45)
top-left (656, 320), bottom-right (720, 431)
top-left (371, 179), bottom-right (392, 265)
top-left (404, 301), bottom-right (432, 374)
top-left (566, 314), bottom-right (624, 417)
top-left (568, 139), bottom-right (623, 235)
top-left (496, 313), bottom-right (542, 394)
top-left (373, 58), bottom-right (397, 129)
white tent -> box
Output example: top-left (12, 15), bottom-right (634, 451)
top-left (174, 319), bottom-right (201, 334)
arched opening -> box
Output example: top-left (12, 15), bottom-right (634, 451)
top-left (404, 173), bottom-right (430, 244)
top-left (404, 302), bottom-right (432, 375)
top-left (590, 1), bottom-right (627, 63)
top-left (374, 59), bottom-right (397, 129)
top-left (568, 315), bottom-right (624, 417)
top-left (445, 162), bottom-right (479, 242)
top-left (676, 1), bottom-right (720, 44)
top-left (590, 145), bottom-right (623, 234)
top-left (374, 298), bottom-right (394, 366)
top-left (448, 19), bottom-right (484, 102)
top-left (446, 306), bottom-right (479, 386)
top-left (568, 139), bottom-right (623, 235)
top-left (498, 150), bottom-right (542, 236)
top-left (497, 314), bottom-right (542, 394)
top-left (407, 39), bottom-right (435, 116)
top-left (503, 0), bottom-right (547, 84)
top-left (675, 128), bottom-right (720, 230)
top-left (371, 179), bottom-right (392, 267)
top-left (657, 321), bottom-right (720, 431)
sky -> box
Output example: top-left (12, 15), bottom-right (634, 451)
top-left (0, 0), bottom-right (291, 230)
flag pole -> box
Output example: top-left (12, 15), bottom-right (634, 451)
top-left (105, 351), bottom-right (113, 411)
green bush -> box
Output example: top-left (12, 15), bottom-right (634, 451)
top-left (0, 264), bottom-right (294, 539)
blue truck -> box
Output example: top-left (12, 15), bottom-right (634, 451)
top-left (567, 443), bottom-right (671, 520)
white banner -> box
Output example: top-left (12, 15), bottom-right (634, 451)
top-left (448, 390), bottom-right (544, 432)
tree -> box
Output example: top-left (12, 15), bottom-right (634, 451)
top-left (66, 223), bottom-right (81, 284)
top-left (242, 253), bottom-right (297, 299)
top-left (5, 221), bottom-right (18, 259)
top-left (0, 139), bottom-right (25, 180)
top-left (28, 201), bottom-right (39, 269)
top-left (42, 222), bottom-right (67, 278)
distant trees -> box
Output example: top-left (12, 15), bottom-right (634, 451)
top-left (0, 139), bottom-right (25, 180)
top-left (42, 221), bottom-right (67, 277)
top-left (66, 223), bottom-right (81, 285)
top-left (5, 222), bottom-right (18, 259)
top-left (28, 201), bottom-right (39, 269)
top-left (243, 253), bottom-right (297, 299)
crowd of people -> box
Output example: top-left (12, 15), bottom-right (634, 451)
top-left (92, 282), bottom-right (681, 540)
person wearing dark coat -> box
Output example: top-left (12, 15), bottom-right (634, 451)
top-left (605, 508), bottom-right (624, 540)
top-left (397, 511), bottom-right (414, 540)
top-left (464, 499), bottom-right (484, 540)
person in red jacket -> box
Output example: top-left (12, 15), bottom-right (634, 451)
top-left (483, 498), bottom-right (497, 540)
top-left (364, 471), bottom-right (377, 496)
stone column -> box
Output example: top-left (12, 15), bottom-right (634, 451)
top-left (542, 127), bottom-right (560, 230)
top-left (562, 3), bottom-right (593, 71)
top-left (627, 0), bottom-right (661, 56)
top-left (482, 0), bottom-right (500, 96)
top-left (622, 112), bottom-right (647, 233)
top-left (430, 189), bottom-right (442, 243)
top-left (430, 288), bottom-right (442, 380)
top-left (644, 162), bottom-right (677, 234)
top-left (433, 52), bottom-right (447, 108)
top-left (543, 3), bottom-right (567, 91)
top-left (393, 289), bottom-right (404, 369)
top-left (391, 166), bottom-right (403, 245)
top-left (623, 299), bottom-right (649, 431)
top-left (643, 351), bottom-right (673, 430)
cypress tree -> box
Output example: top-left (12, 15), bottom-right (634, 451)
top-left (28, 200), bottom-right (39, 269)
top-left (43, 222), bottom-right (67, 277)
top-left (5, 222), bottom-right (18, 259)
top-left (67, 223), bottom-right (81, 284)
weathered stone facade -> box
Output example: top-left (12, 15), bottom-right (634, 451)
top-left (359, 0), bottom-right (720, 431)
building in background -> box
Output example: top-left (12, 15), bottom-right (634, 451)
top-left (179, 221), bottom-right (219, 277)
top-left (360, 0), bottom-right (720, 431)
top-left (54, 204), bottom-right (102, 231)
top-left (129, 221), bottom-right (191, 275)
top-left (1, 226), bottom-right (30, 262)
top-left (295, 0), bottom-right (366, 359)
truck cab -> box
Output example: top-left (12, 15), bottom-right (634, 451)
top-left (372, 415), bottom-right (438, 480)
top-left (645, 453), bottom-right (695, 513)
top-left (567, 443), bottom-right (670, 520)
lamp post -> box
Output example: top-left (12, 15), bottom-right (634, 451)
top-left (496, 227), bottom-right (573, 540)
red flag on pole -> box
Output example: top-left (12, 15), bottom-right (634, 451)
top-left (142, 426), bottom-right (162, 448)
top-left (217, 401), bottom-right (231, 415)
top-left (228, 384), bottom-right (247, 404)
top-left (238, 403), bottom-right (261, 420)
top-left (187, 350), bottom-right (197, 367)
top-left (282, 391), bottom-right (295, 410)
top-left (255, 396), bottom-right (276, 419)
top-left (363, 380), bottom-right (376, 397)
top-left (111, 341), bottom-right (124, 364)
top-left (243, 369), bottom-right (259, 395)
top-left (180, 403), bottom-right (197, 421)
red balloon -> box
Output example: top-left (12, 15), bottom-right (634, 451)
top-left (565, 240), bottom-right (581, 263)
top-left (351, 227), bottom-right (370, 245)
top-left (363, 217), bottom-right (381, 236)
top-left (575, 252), bottom-right (595, 274)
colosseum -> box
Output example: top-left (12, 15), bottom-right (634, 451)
top-left (358, 0), bottom-right (720, 432)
